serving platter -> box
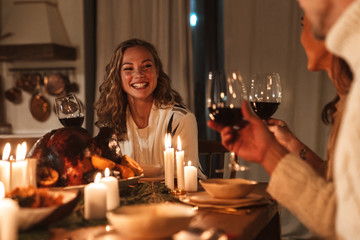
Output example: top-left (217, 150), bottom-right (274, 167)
top-left (19, 189), bottom-right (80, 231)
top-left (49, 174), bottom-right (143, 191)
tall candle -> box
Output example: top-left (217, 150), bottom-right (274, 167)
top-left (0, 143), bottom-right (11, 192)
top-left (0, 181), bottom-right (19, 240)
top-left (176, 136), bottom-right (185, 190)
top-left (100, 168), bottom-right (120, 211)
top-left (27, 158), bottom-right (37, 187)
top-left (184, 161), bottom-right (198, 192)
top-left (84, 172), bottom-right (107, 220)
top-left (11, 143), bottom-right (28, 190)
top-left (164, 133), bottom-right (174, 190)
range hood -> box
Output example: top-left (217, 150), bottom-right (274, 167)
top-left (0, 0), bottom-right (76, 61)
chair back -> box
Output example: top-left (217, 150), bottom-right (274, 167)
top-left (198, 140), bottom-right (229, 178)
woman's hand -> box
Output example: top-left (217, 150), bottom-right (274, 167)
top-left (267, 118), bottom-right (303, 153)
top-left (267, 118), bottom-right (326, 175)
top-left (207, 101), bottom-right (287, 171)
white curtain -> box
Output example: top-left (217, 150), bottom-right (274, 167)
top-left (95, 0), bottom-right (194, 131)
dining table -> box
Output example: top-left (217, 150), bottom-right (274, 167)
top-left (18, 180), bottom-right (280, 240)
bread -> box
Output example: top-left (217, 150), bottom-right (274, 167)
top-left (115, 164), bottom-right (135, 179)
top-left (120, 155), bottom-right (144, 176)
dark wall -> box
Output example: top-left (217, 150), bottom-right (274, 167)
top-left (191, 0), bottom-right (224, 140)
top-left (83, 0), bottom-right (97, 135)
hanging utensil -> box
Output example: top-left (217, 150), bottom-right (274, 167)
top-left (29, 79), bottom-right (51, 122)
top-left (43, 73), bottom-right (67, 96)
top-left (5, 87), bottom-right (22, 104)
top-left (16, 72), bottom-right (39, 93)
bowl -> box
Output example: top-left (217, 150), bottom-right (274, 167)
top-left (200, 178), bottom-right (257, 199)
top-left (140, 164), bottom-right (163, 178)
top-left (107, 203), bottom-right (195, 239)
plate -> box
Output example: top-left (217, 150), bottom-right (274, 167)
top-left (189, 191), bottom-right (263, 204)
top-left (181, 191), bottom-right (267, 209)
top-left (18, 189), bottom-right (80, 231)
top-left (118, 174), bottom-right (143, 190)
top-left (50, 174), bottom-right (143, 191)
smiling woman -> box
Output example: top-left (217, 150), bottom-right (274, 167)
top-left (94, 38), bottom-right (205, 178)
top-left (120, 45), bottom-right (158, 112)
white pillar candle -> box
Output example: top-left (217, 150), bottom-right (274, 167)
top-left (0, 143), bottom-right (11, 192)
top-left (84, 172), bottom-right (107, 220)
top-left (164, 133), bottom-right (174, 190)
top-left (11, 143), bottom-right (28, 190)
top-left (11, 160), bottom-right (28, 190)
top-left (0, 181), bottom-right (19, 240)
top-left (100, 168), bottom-right (120, 211)
top-left (176, 136), bottom-right (185, 190)
top-left (27, 158), bottom-right (37, 188)
top-left (184, 161), bottom-right (198, 192)
top-left (0, 161), bottom-right (10, 192)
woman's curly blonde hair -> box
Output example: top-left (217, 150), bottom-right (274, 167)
top-left (94, 38), bottom-right (184, 140)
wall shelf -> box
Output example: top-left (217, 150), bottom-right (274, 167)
top-left (0, 44), bottom-right (77, 61)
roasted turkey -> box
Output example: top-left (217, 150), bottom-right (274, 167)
top-left (27, 127), bottom-right (143, 187)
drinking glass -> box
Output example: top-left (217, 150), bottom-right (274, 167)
top-left (55, 93), bottom-right (85, 127)
top-left (206, 70), bottom-right (249, 173)
top-left (249, 72), bottom-right (282, 119)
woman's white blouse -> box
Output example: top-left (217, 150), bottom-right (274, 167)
top-left (118, 103), bottom-right (205, 178)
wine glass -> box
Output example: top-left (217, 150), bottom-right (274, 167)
top-left (249, 72), bottom-right (282, 119)
top-left (55, 93), bottom-right (85, 127)
top-left (206, 70), bottom-right (249, 173)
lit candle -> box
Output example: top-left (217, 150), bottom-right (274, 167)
top-left (84, 172), bottom-right (107, 220)
top-left (176, 136), bottom-right (185, 190)
top-left (0, 181), bottom-right (19, 240)
top-left (27, 158), bottom-right (37, 188)
top-left (164, 133), bottom-right (174, 190)
top-left (184, 161), bottom-right (198, 192)
top-left (100, 168), bottom-right (120, 211)
top-left (0, 143), bottom-right (11, 192)
top-left (11, 142), bottom-right (28, 190)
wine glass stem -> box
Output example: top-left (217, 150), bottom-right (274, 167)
top-left (230, 152), bottom-right (239, 168)
top-left (151, 181), bottom-right (156, 200)
top-left (230, 152), bottom-right (237, 178)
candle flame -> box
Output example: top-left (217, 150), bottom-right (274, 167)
top-left (177, 136), bottom-right (182, 151)
top-left (94, 172), bottom-right (102, 183)
top-left (15, 142), bottom-right (27, 161)
top-left (0, 181), bottom-right (4, 199)
top-left (188, 161), bottom-right (192, 166)
top-left (2, 143), bottom-right (10, 161)
top-left (105, 168), bottom-right (110, 177)
top-left (165, 133), bottom-right (171, 149)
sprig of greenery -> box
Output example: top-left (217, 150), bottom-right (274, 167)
top-left (19, 182), bottom-right (178, 239)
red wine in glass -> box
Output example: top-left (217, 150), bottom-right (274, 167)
top-left (249, 72), bottom-right (282, 119)
top-left (250, 102), bottom-right (280, 119)
top-left (207, 70), bottom-right (248, 129)
top-left (59, 115), bottom-right (85, 127)
top-left (55, 93), bottom-right (85, 127)
top-left (208, 107), bottom-right (248, 129)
